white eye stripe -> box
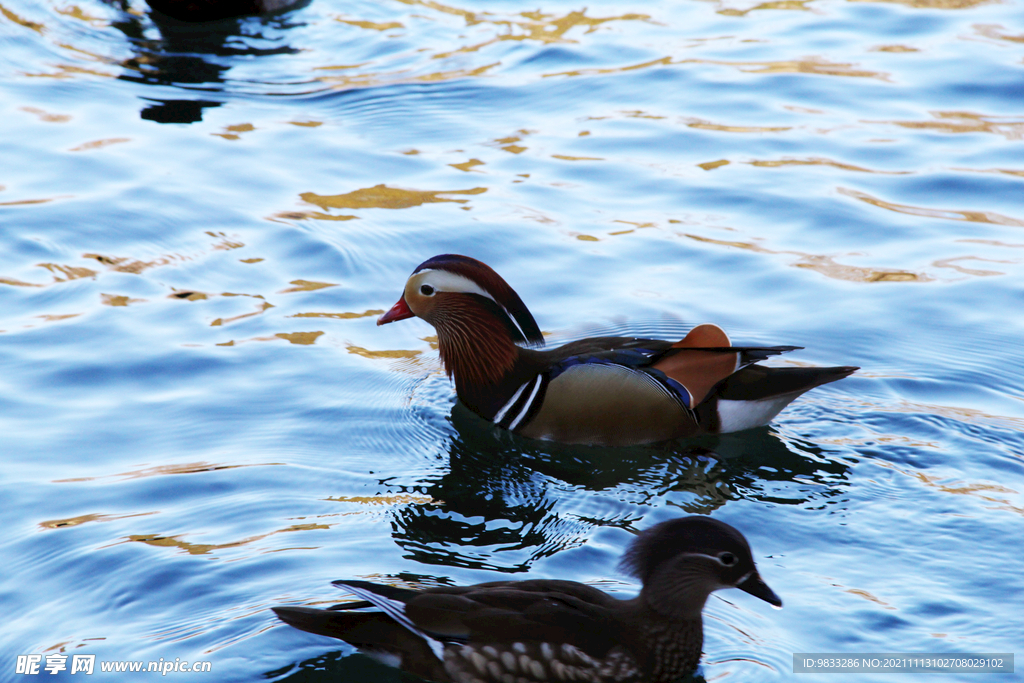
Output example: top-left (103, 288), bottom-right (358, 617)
top-left (416, 269), bottom-right (530, 342)
top-left (417, 269), bottom-right (495, 300)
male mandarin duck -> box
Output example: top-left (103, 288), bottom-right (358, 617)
top-left (273, 516), bottom-right (782, 683)
top-left (377, 254), bottom-right (857, 447)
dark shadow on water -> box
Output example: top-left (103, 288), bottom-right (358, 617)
top-left (381, 403), bottom-right (853, 573)
top-left (264, 650), bottom-right (405, 682)
top-left (140, 97), bottom-right (223, 123)
top-left (100, 0), bottom-right (307, 121)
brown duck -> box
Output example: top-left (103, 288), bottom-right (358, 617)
top-left (273, 516), bottom-right (782, 683)
top-left (377, 254), bottom-right (857, 446)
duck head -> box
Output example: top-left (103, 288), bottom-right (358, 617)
top-left (378, 255), bottom-right (544, 388)
top-left (621, 516), bottom-right (782, 620)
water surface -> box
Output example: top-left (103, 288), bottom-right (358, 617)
top-left (1, 0), bottom-right (1023, 680)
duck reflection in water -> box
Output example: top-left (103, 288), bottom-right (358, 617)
top-left (101, 0), bottom-right (306, 123)
top-left (382, 404), bottom-right (851, 574)
top-left (145, 0), bottom-right (306, 22)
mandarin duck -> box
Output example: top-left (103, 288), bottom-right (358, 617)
top-left (273, 516), bottom-right (782, 683)
top-left (377, 254), bottom-right (857, 447)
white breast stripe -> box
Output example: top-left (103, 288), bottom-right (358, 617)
top-left (337, 583), bottom-right (446, 662)
top-left (493, 381), bottom-right (529, 425)
top-left (637, 369), bottom-right (688, 408)
top-left (508, 377), bottom-right (542, 430)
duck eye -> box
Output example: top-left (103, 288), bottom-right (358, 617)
top-left (718, 552), bottom-right (737, 567)
top-left (420, 284), bottom-right (435, 296)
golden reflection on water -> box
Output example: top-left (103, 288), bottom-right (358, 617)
top-left (169, 289), bottom-right (208, 301)
top-left (69, 137), bottom-right (131, 152)
top-left (121, 523), bottom-right (332, 556)
top-left (86, 252), bottom-right (182, 275)
top-left (699, 159), bottom-right (731, 171)
top-left (0, 3), bottom-right (44, 32)
top-left (749, 157), bottom-right (911, 174)
top-left (0, 276), bottom-right (43, 287)
top-left (24, 63), bottom-right (116, 80)
top-left (38, 262), bottom-right (97, 281)
top-left (324, 494), bottom-right (437, 505)
top-left (315, 62), bottom-right (500, 90)
top-left (494, 133), bottom-right (530, 154)
top-left (449, 158), bottom-right (485, 172)
top-left (875, 463), bottom-right (1024, 517)
top-left (101, 293), bottom-right (146, 307)
top-left (37, 313), bottom-right (80, 321)
top-left (972, 23), bottom-right (1024, 43)
top-left (843, 587), bottom-right (897, 610)
top-left (278, 280), bottom-right (337, 293)
top-left (344, 343), bottom-right (421, 360)
top-left (552, 154), bottom-right (604, 162)
top-left (684, 119), bottom-right (791, 134)
top-left (872, 110), bottom-right (1024, 141)
top-left (839, 187), bottom-right (1024, 227)
top-left (275, 331), bottom-right (323, 345)
top-left (300, 184), bottom-right (486, 211)
top-left (932, 256), bottom-right (1009, 277)
top-left (54, 461), bottom-right (284, 483)
top-left (290, 309), bottom-right (384, 319)
top-left (39, 511), bottom-right (158, 530)
top-left (717, 0), bottom-right (815, 16)
top-left (685, 233), bottom-right (931, 283)
top-left (0, 195), bottom-right (70, 207)
top-left (391, 2), bottom-right (650, 50)
top-left (871, 44), bottom-right (920, 52)
top-left (20, 106), bottom-right (71, 123)
top-left (333, 16), bottom-right (403, 31)
top-left (215, 331), bottom-right (325, 345)
top-left (548, 56), bottom-right (889, 81)
top-left (54, 4), bottom-right (106, 26)
top-left (212, 123), bottom-right (256, 141)
top-left (859, 398), bottom-right (1024, 431)
top-left (849, 0), bottom-right (995, 8)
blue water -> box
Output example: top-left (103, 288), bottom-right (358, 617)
top-left (2, 0), bottom-right (1023, 680)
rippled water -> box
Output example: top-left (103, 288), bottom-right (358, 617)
top-left (2, 0), bottom-right (1023, 680)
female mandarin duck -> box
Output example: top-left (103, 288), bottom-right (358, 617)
top-left (377, 254), bottom-right (857, 447)
top-left (273, 516), bottom-right (782, 683)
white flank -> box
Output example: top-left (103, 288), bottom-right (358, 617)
top-left (717, 395), bottom-right (796, 433)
